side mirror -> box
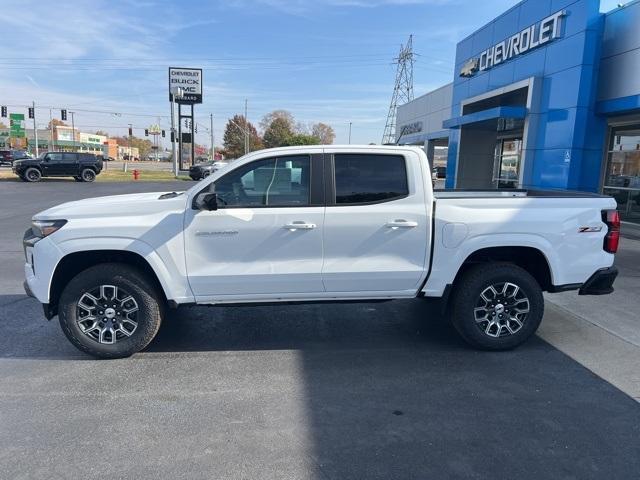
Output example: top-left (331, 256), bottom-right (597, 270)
top-left (194, 192), bottom-right (218, 211)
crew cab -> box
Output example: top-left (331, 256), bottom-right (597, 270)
top-left (22, 146), bottom-right (619, 358)
top-left (13, 152), bottom-right (103, 182)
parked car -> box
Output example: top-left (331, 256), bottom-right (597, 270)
top-left (0, 149), bottom-right (30, 166)
top-left (189, 160), bottom-right (228, 180)
top-left (23, 145), bottom-right (619, 358)
top-left (12, 152), bottom-right (103, 182)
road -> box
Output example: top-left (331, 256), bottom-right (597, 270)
top-left (0, 180), bottom-right (638, 479)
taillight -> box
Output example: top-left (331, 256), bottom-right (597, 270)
top-left (602, 209), bottom-right (620, 254)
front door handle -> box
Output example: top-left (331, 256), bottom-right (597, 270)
top-left (283, 221), bottom-right (316, 231)
top-left (386, 219), bottom-right (418, 229)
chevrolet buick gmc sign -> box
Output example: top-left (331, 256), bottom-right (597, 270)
top-left (169, 67), bottom-right (203, 104)
top-left (460, 10), bottom-right (566, 78)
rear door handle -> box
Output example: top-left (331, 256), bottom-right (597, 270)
top-left (386, 220), bottom-right (418, 229)
top-left (283, 221), bottom-right (316, 231)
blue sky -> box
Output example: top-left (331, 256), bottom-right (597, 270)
top-left (0, 0), bottom-right (623, 146)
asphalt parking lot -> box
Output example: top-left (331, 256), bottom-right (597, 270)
top-left (1, 179), bottom-right (639, 479)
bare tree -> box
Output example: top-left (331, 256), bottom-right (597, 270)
top-left (311, 122), bottom-right (336, 144)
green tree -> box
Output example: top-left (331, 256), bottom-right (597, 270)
top-left (263, 117), bottom-right (294, 148)
top-left (311, 122), bottom-right (335, 144)
top-left (285, 134), bottom-right (321, 146)
top-left (223, 115), bottom-right (262, 159)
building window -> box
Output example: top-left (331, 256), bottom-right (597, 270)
top-left (603, 125), bottom-right (640, 223)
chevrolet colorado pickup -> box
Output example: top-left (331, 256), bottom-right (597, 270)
top-left (23, 146), bottom-right (620, 358)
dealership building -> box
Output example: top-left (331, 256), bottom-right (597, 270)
top-left (396, 0), bottom-right (640, 222)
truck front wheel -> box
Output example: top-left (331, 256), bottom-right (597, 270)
top-left (58, 263), bottom-right (163, 359)
top-left (450, 263), bottom-right (543, 351)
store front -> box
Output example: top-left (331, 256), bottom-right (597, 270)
top-left (396, 0), bottom-right (640, 223)
top-left (602, 121), bottom-right (640, 222)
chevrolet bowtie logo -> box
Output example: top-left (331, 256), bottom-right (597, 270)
top-left (460, 58), bottom-right (480, 78)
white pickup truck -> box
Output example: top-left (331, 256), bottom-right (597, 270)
top-left (23, 146), bottom-right (620, 358)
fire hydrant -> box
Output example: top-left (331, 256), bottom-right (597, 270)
top-left (132, 169), bottom-right (140, 181)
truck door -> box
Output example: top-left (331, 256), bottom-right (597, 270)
top-left (321, 151), bottom-right (429, 293)
top-left (184, 152), bottom-right (326, 299)
top-left (41, 152), bottom-right (65, 175)
top-left (62, 153), bottom-right (79, 175)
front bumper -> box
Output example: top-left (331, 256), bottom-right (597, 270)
top-left (579, 266), bottom-right (618, 295)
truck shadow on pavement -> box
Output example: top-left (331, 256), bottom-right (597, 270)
top-left (2, 294), bottom-right (640, 479)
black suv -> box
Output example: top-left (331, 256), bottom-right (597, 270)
top-left (0, 150), bottom-right (29, 166)
top-left (189, 160), bottom-right (228, 180)
top-left (12, 152), bottom-right (103, 182)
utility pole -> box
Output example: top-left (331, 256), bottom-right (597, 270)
top-left (210, 113), bottom-right (214, 160)
top-left (48, 109), bottom-right (53, 152)
top-left (32, 101), bottom-right (39, 157)
top-left (348, 122), bottom-right (352, 145)
top-left (244, 98), bottom-right (249, 155)
top-left (170, 87), bottom-right (183, 177)
top-left (70, 111), bottom-right (76, 152)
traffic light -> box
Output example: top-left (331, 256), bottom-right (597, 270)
top-left (28, 107), bottom-right (34, 119)
top-left (144, 129), bottom-right (149, 137)
top-left (61, 109), bottom-right (67, 121)
top-left (170, 131), bottom-right (175, 143)
top-left (194, 124), bottom-right (198, 134)
top-left (1, 106), bottom-right (6, 117)
top-left (128, 126), bottom-right (133, 137)
top-left (161, 130), bottom-right (165, 138)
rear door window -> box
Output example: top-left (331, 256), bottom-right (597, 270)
top-left (63, 153), bottom-right (77, 163)
top-left (333, 154), bottom-right (409, 205)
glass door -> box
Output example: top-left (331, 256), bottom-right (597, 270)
top-left (493, 138), bottom-right (522, 189)
top-left (602, 125), bottom-right (640, 223)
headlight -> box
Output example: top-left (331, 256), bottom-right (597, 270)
top-left (31, 219), bottom-right (67, 238)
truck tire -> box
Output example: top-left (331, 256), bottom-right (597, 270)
top-left (450, 263), bottom-right (543, 351)
top-left (58, 263), bottom-right (164, 359)
top-left (24, 167), bottom-right (42, 182)
top-left (80, 168), bottom-right (96, 182)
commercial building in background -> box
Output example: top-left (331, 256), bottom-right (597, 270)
top-left (117, 145), bottom-right (140, 161)
top-left (0, 128), bottom-right (50, 152)
top-left (397, 0), bottom-right (640, 223)
top-left (52, 126), bottom-right (105, 155)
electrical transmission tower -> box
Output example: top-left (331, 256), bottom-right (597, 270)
top-left (382, 35), bottom-right (415, 145)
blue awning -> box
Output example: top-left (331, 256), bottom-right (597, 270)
top-left (596, 94), bottom-right (640, 115)
top-left (443, 106), bottom-right (528, 129)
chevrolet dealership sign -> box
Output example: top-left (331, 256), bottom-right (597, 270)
top-left (169, 67), bottom-right (203, 104)
top-left (460, 10), bottom-right (566, 77)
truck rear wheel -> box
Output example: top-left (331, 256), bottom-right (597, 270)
top-left (450, 263), bottom-right (543, 351)
top-left (80, 168), bottom-right (96, 182)
top-left (58, 263), bottom-right (163, 359)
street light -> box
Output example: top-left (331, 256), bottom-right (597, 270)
top-left (170, 87), bottom-right (184, 177)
